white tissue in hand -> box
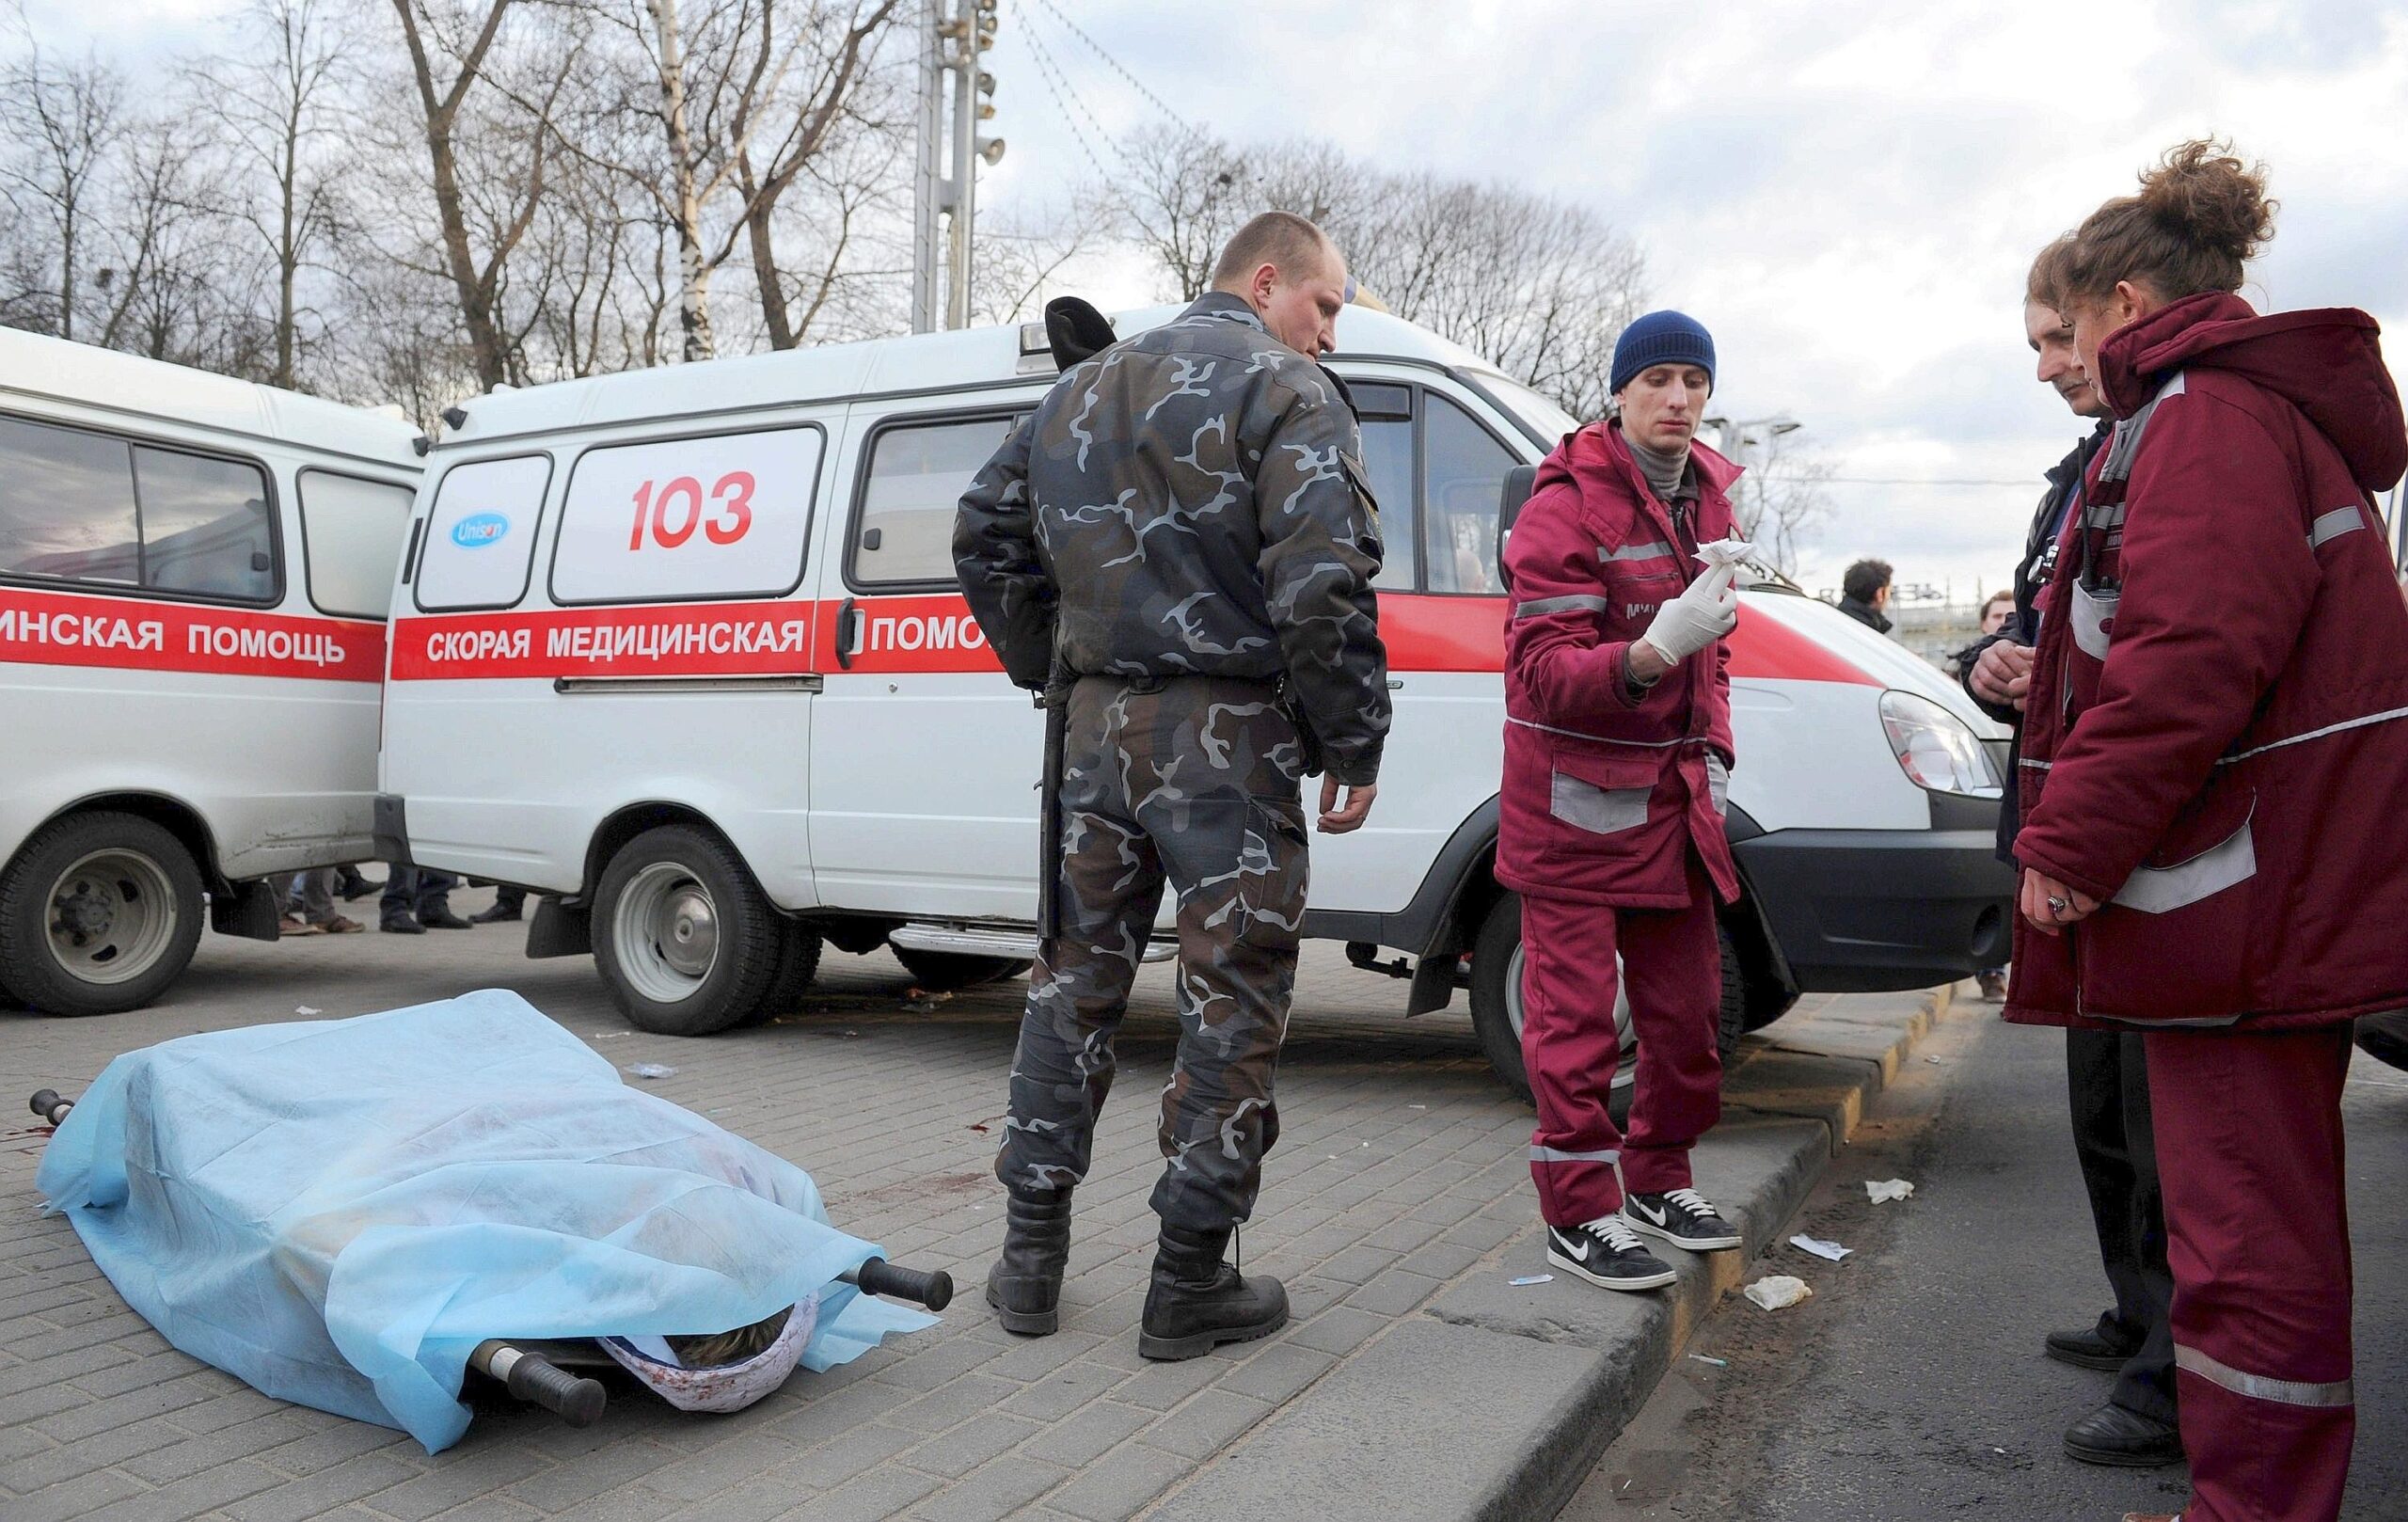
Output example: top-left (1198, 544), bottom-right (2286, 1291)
top-left (1691, 536), bottom-right (1756, 592)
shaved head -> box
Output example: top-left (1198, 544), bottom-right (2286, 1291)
top-left (1210, 212), bottom-right (1338, 293)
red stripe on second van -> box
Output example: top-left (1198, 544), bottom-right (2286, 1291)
top-left (387, 591), bottom-right (1877, 686)
top-left (0, 585), bottom-right (383, 682)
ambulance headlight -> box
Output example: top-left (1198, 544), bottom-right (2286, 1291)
top-left (1877, 690), bottom-right (2002, 798)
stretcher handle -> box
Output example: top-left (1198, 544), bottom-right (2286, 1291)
top-left (28, 1089), bottom-right (73, 1126)
top-left (470, 1340), bottom-right (606, 1428)
top-left (843, 1257), bottom-right (954, 1311)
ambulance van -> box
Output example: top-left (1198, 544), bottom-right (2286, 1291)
top-left (0, 329), bottom-right (421, 1016)
top-left (375, 305), bottom-right (2014, 1091)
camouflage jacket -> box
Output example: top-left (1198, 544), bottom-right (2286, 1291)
top-left (954, 293), bottom-right (1391, 785)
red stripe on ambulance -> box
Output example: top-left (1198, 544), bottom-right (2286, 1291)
top-left (0, 586), bottom-right (383, 682)
top-left (388, 600), bottom-right (818, 680)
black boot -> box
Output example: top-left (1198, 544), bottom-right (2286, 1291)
top-left (1139, 1225), bottom-right (1288, 1361)
top-left (985, 1193), bottom-right (1073, 1336)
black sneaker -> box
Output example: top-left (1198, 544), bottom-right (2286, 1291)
top-left (1623, 1188), bottom-right (1743, 1252)
top-left (1545, 1217), bottom-right (1676, 1292)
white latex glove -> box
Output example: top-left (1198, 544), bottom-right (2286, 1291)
top-left (1642, 563), bottom-right (1740, 665)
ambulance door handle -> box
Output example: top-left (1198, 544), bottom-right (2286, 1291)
top-left (835, 597), bottom-right (863, 670)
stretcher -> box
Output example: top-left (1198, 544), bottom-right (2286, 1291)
top-left (28, 991), bottom-right (950, 1451)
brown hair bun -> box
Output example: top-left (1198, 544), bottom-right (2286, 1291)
top-left (2048, 137), bottom-right (2278, 309)
top-left (2136, 139), bottom-right (2276, 267)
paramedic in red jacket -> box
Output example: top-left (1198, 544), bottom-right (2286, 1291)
top-left (2011, 141), bottom-right (2408, 1522)
top-left (1497, 310), bottom-right (1748, 1292)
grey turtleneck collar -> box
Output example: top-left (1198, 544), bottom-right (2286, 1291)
top-left (1626, 436), bottom-right (1692, 502)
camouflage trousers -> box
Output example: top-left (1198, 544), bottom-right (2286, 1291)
top-left (996, 674), bottom-right (1311, 1234)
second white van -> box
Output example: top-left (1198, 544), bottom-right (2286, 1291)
top-left (374, 305), bottom-right (2014, 1090)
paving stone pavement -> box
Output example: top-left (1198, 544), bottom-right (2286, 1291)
top-left (0, 887), bottom-right (1877, 1522)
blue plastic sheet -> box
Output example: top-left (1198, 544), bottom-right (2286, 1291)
top-left (36, 991), bottom-right (933, 1452)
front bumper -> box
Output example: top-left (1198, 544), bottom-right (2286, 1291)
top-left (1735, 823), bottom-right (2014, 993)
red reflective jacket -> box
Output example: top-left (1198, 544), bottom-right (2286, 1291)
top-left (2006, 292), bottom-right (2408, 1030)
top-left (1497, 420), bottom-right (1740, 909)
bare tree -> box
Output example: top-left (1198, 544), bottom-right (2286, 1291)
top-left (384, 0), bottom-right (565, 390)
top-left (0, 19), bottom-right (128, 341)
top-left (1113, 128), bottom-right (1648, 421)
top-left (551, 0), bottom-right (899, 362)
top-left (198, 0), bottom-right (348, 388)
top-left (1732, 444), bottom-right (1834, 578)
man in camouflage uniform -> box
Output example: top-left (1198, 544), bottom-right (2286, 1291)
top-left (956, 212), bottom-right (1389, 1361)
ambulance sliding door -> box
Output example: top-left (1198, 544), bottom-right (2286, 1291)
top-left (808, 404), bottom-right (1045, 922)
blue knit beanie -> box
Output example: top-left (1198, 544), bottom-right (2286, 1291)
top-left (1610, 310), bottom-right (1716, 397)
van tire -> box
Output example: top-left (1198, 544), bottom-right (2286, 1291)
top-left (738, 920), bottom-right (824, 1027)
top-left (1465, 891), bottom-right (1748, 1102)
top-left (0, 812), bottom-right (205, 1017)
top-left (593, 826), bottom-right (782, 1037)
top-left (892, 947), bottom-right (1033, 991)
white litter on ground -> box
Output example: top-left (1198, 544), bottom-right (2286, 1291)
top-left (1789, 1233), bottom-right (1852, 1261)
top-left (1509, 1274), bottom-right (1554, 1286)
top-left (1865, 1179), bottom-right (1915, 1203)
top-left (294, 1007), bottom-right (322, 1016)
top-left (624, 1063), bottom-right (678, 1080)
top-left (1688, 1354), bottom-right (1730, 1367)
top-left (1743, 1276), bottom-right (1814, 1310)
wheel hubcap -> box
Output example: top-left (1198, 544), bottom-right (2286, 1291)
top-left (613, 864), bottom-right (719, 1004)
top-left (1505, 943), bottom-right (1637, 1091)
top-left (45, 849), bottom-right (178, 986)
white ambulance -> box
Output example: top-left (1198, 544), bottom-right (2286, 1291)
top-left (0, 329), bottom-right (421, 1016)
top-left (375, 305), bottom-right (2014, 1090)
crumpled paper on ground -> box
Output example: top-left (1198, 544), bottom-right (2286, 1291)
top-left (1743, 1275), bottom-right (1814, 1310)
top-left (1865, 1179), bottom-right (1916, 1203)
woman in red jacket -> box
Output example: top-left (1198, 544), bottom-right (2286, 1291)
top-left (1498, 311), bottom-right (1747, 1292)
top-left (2012, 141), bottom-right (2408, 1522)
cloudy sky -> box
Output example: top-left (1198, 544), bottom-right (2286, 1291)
top-left (973, 0), bottom-right (2408, 598)
top-left (34, 0), bottom-right (2408, 599)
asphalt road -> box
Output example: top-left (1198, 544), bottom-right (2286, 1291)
top-left (1560, 997), bottom-right (2407, 1522)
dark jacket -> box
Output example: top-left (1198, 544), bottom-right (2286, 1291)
top-left (1837, 596), bottom-right (1893, 634)
top-left (1960, 420), bottom-right (2112, 858)
top-left (1496, 420), bottom-right (1741, 909)
top-left (2005, 292), bottom-right (2408, 1031)
top-left (952, 293), bottom-right (1392, 784)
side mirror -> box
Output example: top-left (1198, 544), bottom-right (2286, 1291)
top-left (1496, 465), bottom-right (1538, 587)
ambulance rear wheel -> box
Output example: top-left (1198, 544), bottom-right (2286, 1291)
top-left (891, 947), bottom-right (1033, 991)
top-left (593, 826), bottom-right (782, 1037)
top-left (0, 811), bottom-right (204, 1017)
top-left (1466, 891), bottom-right (1745, 1102)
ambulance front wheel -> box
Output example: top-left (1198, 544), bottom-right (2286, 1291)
top-left (593, 825), bottom-right (784, 1037)
top-left (0, 811), bottom-right (205, 1017)
top-left (1466, 891), bottom-right (1746, 1103)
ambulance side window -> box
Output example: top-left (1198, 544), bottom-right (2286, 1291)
top-left (0, 416), bottom-right (141, 586)
top-left (1420, 393), bottom-right (1516, 596)
top-left (851, 413), bottom-right (1020, 589)
top-left (551, 425), bottom-right (825, 606)
top-left (1351, 385), bottom-right (1416, 592)
top-left (299, 471), bottom-right (415, 619)
top-left (415, 454), bottom-right (552, 612)
top-left (134, 447), bottom-right (277, 603)
top-left (0, 414), bottom-right (277, 605)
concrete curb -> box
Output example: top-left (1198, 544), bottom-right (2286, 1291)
top-left (1149, 984), bottom-right (1956, 1522)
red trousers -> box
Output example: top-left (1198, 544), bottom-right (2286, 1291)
top-left (2146, 1024), bottom-right (2355, 1522)
top-left (1520, 859), bottom-right (1722, 1227)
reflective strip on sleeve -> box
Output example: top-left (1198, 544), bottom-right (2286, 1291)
top-left (1529, 1145), bottom-right (1621, 1164)
top-left (2308, 507), bottom-right (2367, 549)
top-left (2112, 817), bottom-right (2256, 913)
top-left (2176, 1343), bottom-right (2353, 1408)
top-left (1601, 540), bottom-right (1674, 563)
top-left (2220, 703), bottom-right (2408, 765)
top-left (1513, 594), bottom-right (1612, 619)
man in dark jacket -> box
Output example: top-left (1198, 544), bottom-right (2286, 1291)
top-left (1836, 559), bottom-right (1893, 632)
top-left (1963, 281), bottom-right (2178, 1467)
top-left (955, 212), bottom-right (1389, 1361)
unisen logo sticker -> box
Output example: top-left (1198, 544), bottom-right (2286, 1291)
top-left (452, 513), bottom-right (510, 548)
